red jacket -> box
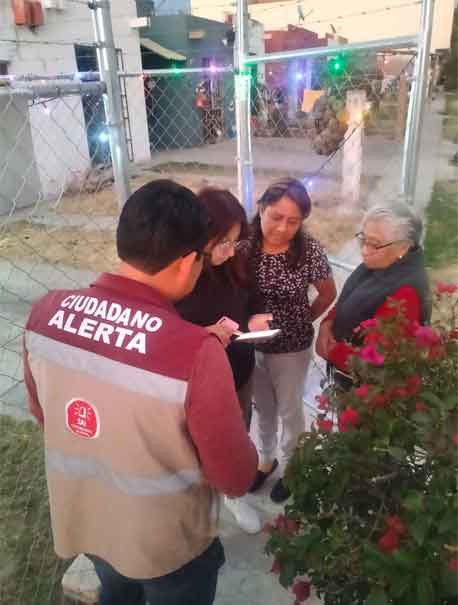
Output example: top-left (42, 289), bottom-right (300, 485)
top-left (24, 273), bottom-right (257, 578)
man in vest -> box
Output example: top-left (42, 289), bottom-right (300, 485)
top-left (23, 179), bottom-right (258, 605)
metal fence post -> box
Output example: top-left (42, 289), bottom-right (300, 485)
top-left (400, 0), bottom-right (435, 205)
top-left (234, 0), bottom-right (255, 217)
top-left (90, 0), bottom-right (131, 209)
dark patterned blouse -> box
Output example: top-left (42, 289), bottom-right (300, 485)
top-left (252, 234), bottom-right (331, 354)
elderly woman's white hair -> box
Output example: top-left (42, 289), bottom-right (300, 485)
top-left (362, 204), bottom-right (423, 247)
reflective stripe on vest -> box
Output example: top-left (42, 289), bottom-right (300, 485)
top-left (25, 331), bottom-right (188, 404)
top-left (46, 449), bottom-right (201, 496)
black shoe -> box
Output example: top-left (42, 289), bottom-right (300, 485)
top-left (248, 459), bottom-right (279, 493)
top-left (270, 478), bottom-right (291, 503)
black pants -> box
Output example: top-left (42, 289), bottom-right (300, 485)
top-left (88, 538), bottom-right (225, 605)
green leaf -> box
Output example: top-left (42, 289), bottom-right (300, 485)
top-left (443, 392), bottom-right (458, 410)
top-left (279, 559), bottom-right (297, 589)
top-left (417, 576), bottom-right (434, 605)
top-left (388, 446), bottom-right (406, 461)
top-left (439, 512), bottom-right (458, 535)
top-left (365, 588), bottom-right (388, 605)
top-left (389, 573), bottom-right (412, 599)
top-left (410, 517), bottom-right (430, 546)
top-left (441, 567), bottom-right (458, 597)
top-left (411, 412), bottom-right (430, 425)
top-left (403, 491), bottom-right (424, 512)
top-left (421, 391), bottom-right (444, 407)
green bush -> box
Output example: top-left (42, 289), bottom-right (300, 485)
top-left (266, 288), bottom-right (458, 604)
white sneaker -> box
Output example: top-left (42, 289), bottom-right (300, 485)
top-left (224, 496), bottom-right (262, 534)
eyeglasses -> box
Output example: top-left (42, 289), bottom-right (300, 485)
top-left (355, 232), bottom-right (404, 252)
top-left (214, 239), bottom-right (248, 254)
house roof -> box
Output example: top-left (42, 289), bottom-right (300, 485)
top-left (140, 38), bottom-right (186, 61)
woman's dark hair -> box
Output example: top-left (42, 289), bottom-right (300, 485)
top-left (117, 179), bottom-right (208, 275)
top-left (250, 178), bottom-right (312, 268)
top-left (197, 187), bottom-right (248, 285)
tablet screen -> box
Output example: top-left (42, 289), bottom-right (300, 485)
top-left (234, 329), bottom-right (281, 342)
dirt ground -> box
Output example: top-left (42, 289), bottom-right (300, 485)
top-left (1, 165), bottom-right (365, 274)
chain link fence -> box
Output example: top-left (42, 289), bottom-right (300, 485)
top-left (249, 50), bottom-right (416, 256)
top-left (0, 1), bottom-right (438, 599)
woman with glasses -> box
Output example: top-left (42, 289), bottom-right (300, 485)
top-left (316, 204), bottom-right (431, 385)
top-left (246, 178), bottom-right (337, 504)
top-left (177, 187), bottom-right (262, 535)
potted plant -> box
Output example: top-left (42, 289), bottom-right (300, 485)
top-left (266, 285), bottom-right (458, 605)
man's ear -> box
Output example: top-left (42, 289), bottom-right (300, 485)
top-left (176, 250), bottom-right (200, 279)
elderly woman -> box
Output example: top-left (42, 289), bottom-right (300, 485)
top-left (316, 204), bottom-right (431, 379)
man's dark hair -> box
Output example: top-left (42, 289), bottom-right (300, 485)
top-left (117, 179), bottom-right (209, 275)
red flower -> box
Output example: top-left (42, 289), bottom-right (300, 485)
top-left (453, 434), bottom-right (458, 446)
top-left (378, 528), bottom-right (400, 553)
top-left (450, 330), bottom-right (458, 340)
top-left (292, 579), bottom-right (311, 602)
top-left (360, 318), bottom-right (378, 329)
top-left (263, 522), bottom-right (275, 534)
top-left (338, 407), bottom-right (360, 432)
top-left (393, 386), bottom-right (409, 398)
top-left (274, 514), bottom-right (299, 535)
top-left (415, 401), bottom-right (427, 412)
top-left (359, 345), bottom-right (385, 366)
top-left (355, 384), bottom-right (371, 398)
top-left (372, 393), bottom-right (389, 408)
top-left (385, 515), bottom-right (408, 537)
top-left (316, 394), bottom-right (329, 410)
top-left (270, 558), bottom-right (281, 574)
top-left (414, 325), bottom-right (441, 348)
top-left (317, 419), bottom-right (333, 432)
top-left (406, 374), bottom-right (422, 396)
top-left (436, 282), bottom-right (458, 295)
top-left (448, 558), bottom-right (458, 572)
top-left (428, 344), bottom-right (447, 361)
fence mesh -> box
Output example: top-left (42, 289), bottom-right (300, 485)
top-left (0, 68), bottom-right (240, 603)
top-left (250, 50), bottom-right (416, 258)
top-left (0, 32), bottom-right (443, 605)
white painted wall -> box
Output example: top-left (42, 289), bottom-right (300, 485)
top-left (0, 0), bottom-right (150, 205)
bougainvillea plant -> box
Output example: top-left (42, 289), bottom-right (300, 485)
top-left (266, 284), bottom-right (458, 605)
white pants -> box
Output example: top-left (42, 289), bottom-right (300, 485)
top-left (253, 348), bottom-right (312, 473)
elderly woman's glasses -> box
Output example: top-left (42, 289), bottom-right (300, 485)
top-left (355, 232), bottom-right (404, 251)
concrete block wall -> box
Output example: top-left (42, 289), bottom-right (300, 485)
top-left (0, 0), bottom-right (150, 211)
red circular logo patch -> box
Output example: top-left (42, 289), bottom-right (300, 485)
top-left (65, 399), bottom-right (100, 439)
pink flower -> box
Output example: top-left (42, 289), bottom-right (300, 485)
top-left (360, 318), bottom-right (378, 330)
top-left (436, 282), bottom-right (458, 295)
top-left (414, 325), bottom-right (441, 348)
top-left (355, 384), bottom-right (371, 398)
top-left (453, 434), bottom-right (458, 446)
top-left (315, 394), bottom-right (329, 410)
top-left (359, 345), bottom-right (385, 366)
top-left (317, 419), bottom-right (333, 432)
top-left (338, 407), bottom-right (360, 432)
top-left (292, 579), bottom-right (311, 602)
